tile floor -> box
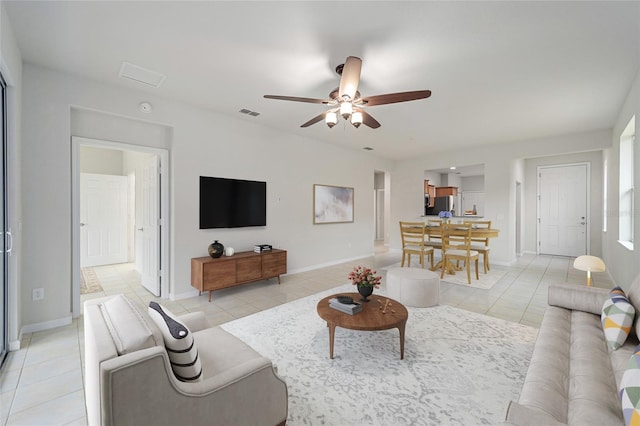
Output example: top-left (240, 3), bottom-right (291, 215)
top-left (0, 246), bottom-right (614, 425)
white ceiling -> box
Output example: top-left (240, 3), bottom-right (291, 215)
top-left (5, 1), bottom-right (640, 161)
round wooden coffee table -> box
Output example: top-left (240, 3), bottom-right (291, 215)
top-left (316, 293), bottom-right (408, 360)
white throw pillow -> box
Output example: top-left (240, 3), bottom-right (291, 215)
top-left (148, 302), bottom-right (203, 382)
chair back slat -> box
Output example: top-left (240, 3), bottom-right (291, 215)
top-left (399, 221), bottom-right (426, 247)
top-left (441, 223), bottom-right (472, 254)
top-left (463, 220), bottom-right (492, 245)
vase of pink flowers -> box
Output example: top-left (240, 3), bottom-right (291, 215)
top-left (348, 266), bottom-right (382, 302)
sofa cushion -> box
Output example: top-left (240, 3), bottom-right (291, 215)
top-left (148, 302), bottom-right (203, 382)
top-left (620, 346), bottom-right (640, 426)
top-left (602, 287), bottom-right (636, 350)
top-left (99, 294), bottom-right (161, 355)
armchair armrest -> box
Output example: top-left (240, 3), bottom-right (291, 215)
top-left (548, 283), bottom-right (610, 315)
top-left (99, 346), bottom-right (287, 426)
top-left (177, 311), bottom-right (209, 333)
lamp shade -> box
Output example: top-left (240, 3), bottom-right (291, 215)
top-left (325, 111), bottom-right (337, 128)
top-left (573, 255), bottom-right (606, 273)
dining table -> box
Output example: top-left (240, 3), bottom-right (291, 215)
top-left (407, 222), bottom-right (500, 276)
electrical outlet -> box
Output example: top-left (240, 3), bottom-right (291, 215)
top-left (32, 288), bottom-right (44, 301)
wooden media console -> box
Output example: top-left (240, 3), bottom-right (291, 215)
top-left (191, 249), bottom-right (287, 301)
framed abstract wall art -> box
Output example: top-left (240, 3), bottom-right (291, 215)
top-left (313, 184), bottom-right (354, 224)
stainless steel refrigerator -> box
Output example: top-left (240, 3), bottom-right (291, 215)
top-left (426, 195), bottom-right (454, 216)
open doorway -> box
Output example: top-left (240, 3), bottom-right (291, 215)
top-left (374, 170), bottom-right (390, 253)
top-left (71, 137), bottom-right (169, 317)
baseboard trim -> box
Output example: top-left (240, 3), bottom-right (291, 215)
top-left (287, 253), bottom-right (374, 275)
top-left (8, 339), bottom-right (21, 351)
top-left (170, 288), bottom-right (200, 301)
top-left (21, 315), bottom-right (73, 334)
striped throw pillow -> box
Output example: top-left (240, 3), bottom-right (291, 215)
top-left (602, 287), bottom-right (636, 351)
top-left (148, 302), bottom-right (203, 382)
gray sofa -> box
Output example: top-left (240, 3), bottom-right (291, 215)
top-left (504, 278), bottom-right (640, 425)
top-left (84, 294), bottom-right (288, 426)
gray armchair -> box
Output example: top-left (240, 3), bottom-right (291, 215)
top-left (84, 295), bottom-right (288, 426)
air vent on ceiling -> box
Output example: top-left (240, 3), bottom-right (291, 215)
top-left (239, 109), bottom-right (261, 117)
top-left (119, 62), bottom-right (167, 88)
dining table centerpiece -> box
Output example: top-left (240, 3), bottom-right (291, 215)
top-left (348, 266), bottom-right (382, 302)
top-left (438, 210), bottom-right (453, 223)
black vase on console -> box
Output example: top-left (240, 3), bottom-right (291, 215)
top-left (208, 240), bottom-right (224, 258)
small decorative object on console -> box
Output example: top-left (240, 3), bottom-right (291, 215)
top-left (254, 244), bottom-right (273, 253)
top-left (208, 240), bottom-right (224, 258)
top-left (348, 266), bottom-right (381, 302)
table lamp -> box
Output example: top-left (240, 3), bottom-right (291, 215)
top-left (573, 255), bottom-right (606, 287)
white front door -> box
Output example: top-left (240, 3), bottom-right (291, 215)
top-left (538, 164), bottom-right (588, 256)
top-left (80, 173), bottom-right (129, 267)
top-left (140, 156), bottom-right (160, 296)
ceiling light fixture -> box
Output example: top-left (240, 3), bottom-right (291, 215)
top-left (325, 111), bottom-right (338, 128)
top-left (351, 111), bottom-right (363, 128)
top-left (340, 101), bottom-right (353, 120)
top-left (450, 166), bottom-right (457, 170)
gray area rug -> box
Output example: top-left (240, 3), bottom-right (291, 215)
top-left (222, 284), bottom-right (537, 426)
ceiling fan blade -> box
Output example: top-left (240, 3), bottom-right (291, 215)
top-left (357, 109), bottom-right (381, 129)
top-left (264, 95), bottom-right (329, 104)
top-left (338, 56), bottom-right (362, 100)
top-left (361, 90), bottom-right (432, 107)
top-left (300, 112), bottom-right (327, 128)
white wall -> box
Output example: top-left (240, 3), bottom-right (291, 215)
top-left (462, 175), bottom-right (484, 192)
top-left (20, 64), bottom-right (394, 328)
top-left (392, 129), bottom-right (611, 266)
top-left (79, 146), bottom-right (123, 175)
top-left (604, 69), bottom-right (640, 289)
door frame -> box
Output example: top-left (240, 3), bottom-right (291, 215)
top-left (536, 162), bottom-right (591, 255)
top-left (71, 137), bottom-right (170, 318)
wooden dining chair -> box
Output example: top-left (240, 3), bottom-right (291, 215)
top-left (424, 219), bottom-right (443, 249)
top-left (463, 220), bottom-right (492, 273)
top-left (440, 223), bottom-right (479, 284)
top-left (399, 221), bottom-right (434, 269)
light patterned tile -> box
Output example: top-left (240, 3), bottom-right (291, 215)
top-left (7, 389), bottom-right (86, 426)
top-left (11, 368), bottom-right (83, 413)
top-left (17, 352), bottom-right (81, 387)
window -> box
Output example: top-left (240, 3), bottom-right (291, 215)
top-left (619, 116), bottom-right (635, 250)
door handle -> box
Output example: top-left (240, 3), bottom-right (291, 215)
top-left (138, 228), bottom-right (144, 231)
top-left (580, 222), bottom-right (586, 225)
top-left (80, 222), bottom-right (87, 227)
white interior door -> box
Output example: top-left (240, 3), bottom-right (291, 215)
top-left (140, 156), bottom-right (160, 296)
top-left (80, 173), bottom-right (129, 267)
top-left (538, 164), bottom-right (588, 256)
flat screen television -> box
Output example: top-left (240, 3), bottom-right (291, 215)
top-left (199, 176), bottom-right (267, 229)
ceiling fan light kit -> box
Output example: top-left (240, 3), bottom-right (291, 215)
top-left (264, 56), bottom-right (432, 130)
top-left (326, 111), bottom-right (338, 128)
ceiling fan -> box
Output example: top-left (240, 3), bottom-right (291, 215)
top-left (264, 56), bottom-right (432, 129)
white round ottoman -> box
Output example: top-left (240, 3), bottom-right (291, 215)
top-left (386, 267), bottom-right (440, 308)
